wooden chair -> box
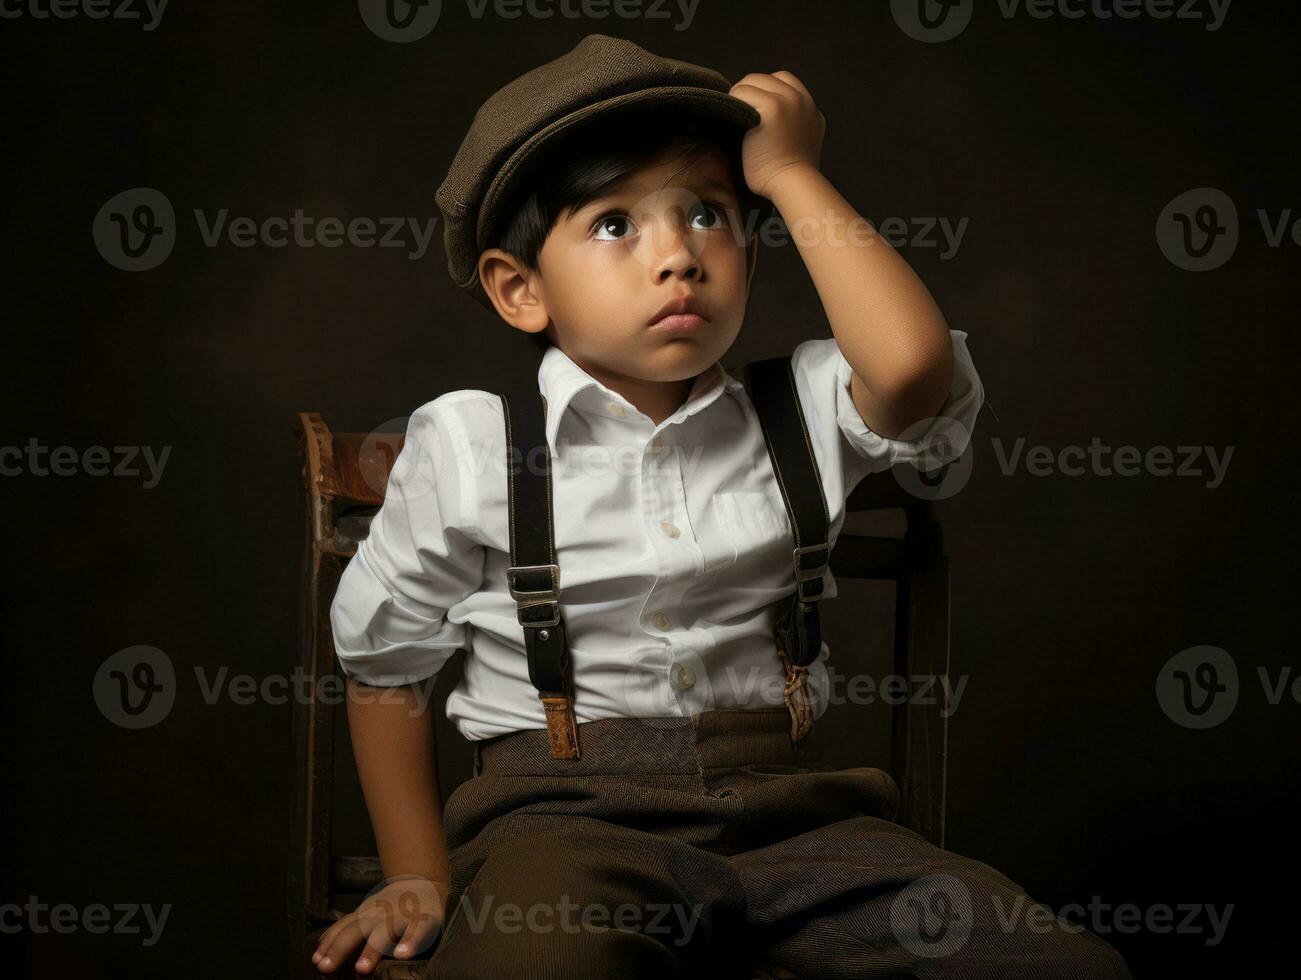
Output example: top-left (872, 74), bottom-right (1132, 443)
top-left (290, 409), bottom-right (954, 978)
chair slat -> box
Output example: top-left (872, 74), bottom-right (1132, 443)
top-left (847, 464), bottom-right (952, 513)
top-left (890, 516), bottom-right (950, 848)
top-left (828, 533), bottom-right (905, 580)
top-left (332, 855), bottom-right (385, 893)
top-left (328, 433), bottom-right (404, 506)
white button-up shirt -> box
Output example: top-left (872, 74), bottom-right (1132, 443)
top-left (330, 332), bottom-right (984, 741)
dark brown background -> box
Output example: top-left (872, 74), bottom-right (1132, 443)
top-left (3, 1), bottom-right (1295, 977)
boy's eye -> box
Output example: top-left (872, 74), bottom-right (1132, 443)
top-left (593, 213), bottom-right (634, 240)
top-left (689, 202), bottom-right (727, 230)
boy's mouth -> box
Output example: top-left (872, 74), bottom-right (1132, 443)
top-left (648, 294), bottom-right (709, 332)
top-left (649, 313), bottom-right (707, 333)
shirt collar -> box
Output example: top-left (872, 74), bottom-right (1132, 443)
top-left (537, 343), bottom-right (744, 454)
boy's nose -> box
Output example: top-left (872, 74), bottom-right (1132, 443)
top-left (644, 219), bottom-right (703, 280)
top-left (654, 244), bottom-right (701, 282)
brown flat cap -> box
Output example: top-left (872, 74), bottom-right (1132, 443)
top-left (435, 33), bottom-right (760, 314)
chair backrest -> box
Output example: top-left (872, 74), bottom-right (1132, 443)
top-left (289, 409), bottom-right (953, 968)
top-left (835, 471), bottom-right (952, 848)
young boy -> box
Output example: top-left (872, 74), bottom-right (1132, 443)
top-left (312, 34), bottom-right (1131, 979)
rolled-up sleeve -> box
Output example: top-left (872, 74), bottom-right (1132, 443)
top-left (329, 400), bottom-right (485, 687)
top-left (792, 330), bottom-right (985, 493)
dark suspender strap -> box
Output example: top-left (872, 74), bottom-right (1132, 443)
top-left (743, 356), bottom-right (832, 671)
top-left (499, 382), bottom-right (579, 760)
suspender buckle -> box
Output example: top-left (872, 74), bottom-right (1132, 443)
top-left (507, 563), bottom-right (562, 628)
top-left (793, 542), bottom-right (830, 603)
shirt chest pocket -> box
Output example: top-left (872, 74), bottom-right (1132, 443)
top-left (711, 491), bottom-right (794, 578)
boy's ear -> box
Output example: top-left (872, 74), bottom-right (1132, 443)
top-left (477, 248), bottom-right (550, 336)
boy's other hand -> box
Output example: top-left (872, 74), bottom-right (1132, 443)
top-left (312, 875), bottom-right (446, 974)
top-left (729, 71), bottom-right (826, 199)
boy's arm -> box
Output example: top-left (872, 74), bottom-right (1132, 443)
top-left (346, 679), bottom-right (449, 886)
top-left (731, 72), bottom-right (955, 440)
top-left (313, 681), bottom-right (448, 973)
top-left (767, 163), bottom-right (955, 440)
top-left (329, 400), bottom-right (486, 880)
top-left (318, 398), bottom-right (489, 971)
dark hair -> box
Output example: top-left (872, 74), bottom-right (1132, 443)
top-left (485, 105), bottom-right (773, 354)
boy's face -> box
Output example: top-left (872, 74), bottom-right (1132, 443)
top-left (479, 144), bottom-right (758, 390)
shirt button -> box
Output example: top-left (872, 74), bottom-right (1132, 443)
top-left (672, 663), bottom-right (696, 691)
top-left (659, 520), bottom-right (680, 538)
top-left (652, 611), bottom-right (671, 631)
top-left (607, 401), bottom-right (626, 418)
top-left (649, 436), bottom-right (663, 451)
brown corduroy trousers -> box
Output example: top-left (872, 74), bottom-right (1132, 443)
top-left (420, 707), bottom-right (1132, 979)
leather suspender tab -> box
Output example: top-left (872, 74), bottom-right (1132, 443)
top-left (539, 693), bottom-right (581, 759)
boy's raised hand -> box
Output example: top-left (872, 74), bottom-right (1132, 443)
top-left (728, 71), bottom-right (826, 199)
top-left (312, 875), bottom-right (446, 974)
